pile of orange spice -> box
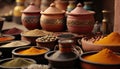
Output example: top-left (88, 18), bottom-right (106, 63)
top-left (94, 32), bottom-right (120, 45)
top-left (18, 47), bottom-right (48, 55)
top-left (84, 48), bottom-right (120, 64)
top-left (0, 36), bottom-right (13, 42)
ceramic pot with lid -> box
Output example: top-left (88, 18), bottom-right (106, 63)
top-left (66, 3), bottom-right (95, 34)
top-left (45, 39), bottom-right (79, 68)
top-left (54, 0), bottom-right (69, 11)
top-left (21, 3), bottom-right (41, 30)
top-left (40, 3), bottom-right (66, 32)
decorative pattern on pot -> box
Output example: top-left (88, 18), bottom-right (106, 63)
top-left (40, 3), bottom-right (66, 32)
top-left (66, 3), bottom-right (95, 34)
top-left (21, 3), bottom-right (41, 30)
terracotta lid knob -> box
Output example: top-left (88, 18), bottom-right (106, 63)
top-left (30, 2), bottom-right (35, 5)
top-left (77, 3), bottom-right (82, 7)
top-left (50, 3), bottom-right (55, 7)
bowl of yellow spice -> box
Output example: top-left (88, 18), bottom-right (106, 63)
top-left (79, 48), bottom-right (120, 69)
top-left (12, 46), bottom-right (50, 64)
top-left (80, 32), bottom-right (120, 52)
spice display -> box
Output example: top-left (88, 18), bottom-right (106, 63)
top-left (22, 29), bottom-right (45, 36)
top-left (18, 47), bottom-right (48, 55)
top-left (1, 58), bottom-right (34, 67)
top-left (94, 32), bottom-right (120, 45)
top-left (3, 27), bottom-right (22, 35)
top-left (25, 64), bottom-right (49, 69)
top-left (1, 41), bottom-right (29, 47)
top-left (36, 35), bottom-right (57, 42)
top-left (84, 48), bottom-right (120, 64)
top-left (0, 36), bottom-right (14, 42)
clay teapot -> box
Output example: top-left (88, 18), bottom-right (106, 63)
top-left (21, 3), bottom-right (41, 30)
top-left (45, 39), bottom-right (80, 68)
top-left (40, 3), bottom-right (66, 32)
top-left (66, 3), bottom-right (95, 34)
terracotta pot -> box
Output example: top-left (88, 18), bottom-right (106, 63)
top-left (66, 3), bottom-right (95, 34)
top-left (21, 3), bottom-right (41, 30)
top-left (40, 3), bottom-right (66, 32)
top-left (54, 0), bottom-right (69, 11)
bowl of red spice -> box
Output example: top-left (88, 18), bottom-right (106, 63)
top-left (12, 46), bottom-right (50, 64)
top-left (80, 32), bottom-right (120, 52)
top-left (79, 48), bottom-right (120, 69)
top-left (2, 27), bottom-right (23, 40)
top-left (0, 35), bottom-right (15, 44)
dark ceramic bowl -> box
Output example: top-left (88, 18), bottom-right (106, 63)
top-left (21, 32), bottom-right (43, 45)
top-left (2, 28), bottom-right (23, 40)
top-left (12, 46), bottom-right (50, 64)
top-left (0, 58), bottom-right (36, 69)
top-left (79, 51), bottom-right (120, 69)
top-left (80, 37), bottom-right (120, 52)
top-left (0, 40), bottom-right (30, 58)
top-left (0, 35), bottom-right (15, 44)
top-left (45, 51), bottom-right (79, 68)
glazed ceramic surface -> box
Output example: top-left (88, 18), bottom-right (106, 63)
top-left (66, 3), bottom-right (95, 34)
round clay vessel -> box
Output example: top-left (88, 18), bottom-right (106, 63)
top-left (54, 0), bottom-right (69, 11)
top-left (40, 3), bottom-right (66, 32)
top-left (21, 3), bottom-right (41, 30)
top-left (66, 3), bottom-right (95, 34)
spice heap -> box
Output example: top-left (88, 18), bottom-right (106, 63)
top-left (1, 41), bottom-right (29, 47)
top-left (1, 58), bottom-right (35, 67)
top-left (0, 36), bottom-right (14, 42)
top-left (94, 32), bottom-right (120, 45)
top-left (84, 48), bottom-right (120, 64)
top-left (22, 29), bottom-right (45, 36)
top-left (18, 47), bottom-right (48, 55)
top-left (3, 27), bottom-right (22, 35)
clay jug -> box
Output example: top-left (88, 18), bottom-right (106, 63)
top-left (66, 3), bottom-right (95, 34)
top-left (54, 0), bottom-right (69, 11)
top-left (21, 3), bottom-right (41, 30)
top-left (40, 3), bottom-right (66, 32)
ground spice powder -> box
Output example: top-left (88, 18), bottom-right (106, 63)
top-left (94, 32), bottom-right (120, 45)
top-left (1, 58), bottom-right (34, 67)
top-left (84, 48), bottom-right (120, 64)
top-left (18, 47), bottom-right (47, 55)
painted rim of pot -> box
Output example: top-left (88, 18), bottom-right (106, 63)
top-left (79, 51), bottom-right (120, 66)
top-left (0, 40), bottom-right (31, 48)
top-left (0, 58), bottom-right (36, 69)
top-left (12, 46), bottom-right (50, 56)
top-left (45, 51), bottom-right (78, 62)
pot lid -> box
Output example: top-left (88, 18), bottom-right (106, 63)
top-left (41, 3), bottom-right (65, 14)
top-left (22, 3), bottom-right (40, 13)
top-left (68, 3), bottom-right (95, 15)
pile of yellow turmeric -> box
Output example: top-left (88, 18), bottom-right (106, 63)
top-left (84, 48), bottom-right (120, 64)
top-left (18, 47), bottom-right (48, 55)
top-left (94, 32), bottom-right (120, 45)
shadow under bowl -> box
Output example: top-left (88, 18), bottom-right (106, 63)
top-left (79, 51), bottom-right (120, 69)
top-left (12, 46), bottom-right (50, 64)
top-left (81, 38), bottom-right (120, 52)
top-left (0, 58), bottom-right (36, 69)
